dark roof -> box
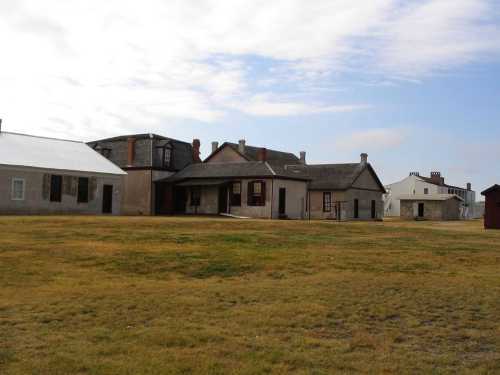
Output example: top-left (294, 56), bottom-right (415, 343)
top-left (286, 163), bottom-right (386, 192)
top-left (418, 176), bottom-right (470, 191)
top-left (205, 142), bottom-right (299, 163)
top-left (90, 133), bottom-right (192, 145)
top-left (481, 184), bottom-right (500, 196)
top-left (158, 161), bottom-right (310, 182)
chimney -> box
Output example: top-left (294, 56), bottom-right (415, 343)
top-left (238, 139), bottom-right (246, 154)
top-left (360, 153), bottom-right (368, 165)
top-left (467, 182), bottom-right (472, 191)
top-left (257, 147), bottom-right (267, 162)
top-left (430, 171), bottom-right (442, 185)
top-left (409, 172), bottom-right (420, 177)
top-left (300, 151), bottom-right (306, 164)
top-left (192, 139), bottom-right (201, 163)
top-left (127, 137), bottom-right (136, 166)
top-left (211, 141), bottom-right (219, 153)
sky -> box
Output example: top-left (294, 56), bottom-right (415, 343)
top-left (0, 0), bottom-right (499, 194)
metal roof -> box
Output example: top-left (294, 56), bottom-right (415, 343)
top-left (398, 194), bottom-right (464, 202)
top-left (0, 132), bottom-right (126, 175)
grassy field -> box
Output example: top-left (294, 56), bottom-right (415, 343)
top-left (0, 216), bottom-right (499, 375)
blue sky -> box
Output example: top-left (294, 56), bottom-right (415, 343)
top-left (0, 0), bottom-right (499, 194)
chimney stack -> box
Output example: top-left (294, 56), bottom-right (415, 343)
top-left (211, 141), bottom-right (219, 153)
top-left (300, 151), bottom-right (306, 164)
top-left (238, 139), bottom-right (246, 154)
top-left (409, 172), bottom-right (420, 177)
top-left (192, 139), bottom-right (201, 163)
top-left (360, 153), bottom-right (368, 165)
top-left (467, 182), bottom-right (472, 191)
top-left (430, 171), bottom-right (442, 185)
top-left (127, 137), bottom-right (136, 166)
top-left (257, 147), bottom-right (267, 162)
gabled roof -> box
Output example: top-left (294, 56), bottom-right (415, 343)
top-left (205, 142), bottom-right (299, 163)
top-left (0, 132), bottom-right (126, 175)
top-left (417, 176), bottom-right (470, 191)
top-left (481, 184), bottom-right (500, 196)
top-left (158, 161), bottom-right (310, 182)
top-left (399, 194), bottom-right (464, 202)
top-left (286, 163), bottom-right (386, 192)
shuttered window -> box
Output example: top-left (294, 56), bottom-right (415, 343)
top-left (323, 192), bottom-right (331, 212)
top-left (247, 181), bottom-right (266, 206)
top-left (77, 177), bottom-right (89, 203)
top-left (50, 175), bottom-right (62, 202)
top-left (11, 178), bottom-right (25, 201)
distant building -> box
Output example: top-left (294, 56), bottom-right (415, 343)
top-left (0, 130), bottom-right (125, 215)
top-left (399, 194), bottom-right (463, 221)
top-left (481, 185), bottom-right (500, 229)
top-left (88, 134), bottom-right (197, 215)
top-left (384, 172), bottom-right (476, 219)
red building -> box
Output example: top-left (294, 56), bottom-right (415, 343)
top-left (481, 185), bottom-right (500, 229)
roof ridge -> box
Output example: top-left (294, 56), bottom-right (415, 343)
top-left (1, 131), bottom-right (83, 144)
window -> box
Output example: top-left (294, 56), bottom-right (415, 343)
top-left (323, 192), bottom-right (332, 212)
top-left (230, 182), bottom-right (241, 206)
top-left (191, 187), bottom-right (201, 206)
top-left (354, 199), bottom-right (359, 219)
top-left (11, 178), bottom-right (25, 201)
top-left (77, 177), bottom-right (89, 203)
top-left (155, 142), bottom-right (173, 169)
top-left (164, 145), bottom-right (172, 168)
top-left (424, 188), bottom-right (429, 195)
top-left (247, 181), bottom-right (265, 206)
top-left (50, 175), bottom-right (62, 202)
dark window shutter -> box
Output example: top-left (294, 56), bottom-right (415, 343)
top-left (247, 181), bottom-right (254, 205)
top-left (260, 181), bottom-right (266, 206)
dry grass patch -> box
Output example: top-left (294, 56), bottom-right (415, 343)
top-left (0, 216), bottom-right (499, 374)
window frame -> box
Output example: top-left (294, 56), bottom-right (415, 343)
top-left (424, 188), bottom-right (429, 195)
top-left (323, 192), bottom-right (332, 212)
top-left (11, 178), bottom-right (26, 201)
top-left (50, 175), bottom-right (63, 202)
top-left (247, 180), bottom-right (266, 206)
top-left (77, 177), bottom-right (89, 204)
top-left (190, 187), bottom-right (201, 207)
top-left (230, 181), bottom-right (242, 207)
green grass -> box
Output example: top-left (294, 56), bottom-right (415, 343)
top-left (0, 216), bottom-right (499, 374)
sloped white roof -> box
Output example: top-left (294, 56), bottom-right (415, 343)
top-left (0, 132), bottom-right (126, 175)
top-left (398, 194), bottom-right (464, 202)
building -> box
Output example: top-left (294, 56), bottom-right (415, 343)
top-left (0, 130), bottom-right (125, 215)
top-left (399, 194), bottom-right (463, 221)
top-left (156, 140), bottom-right (386, 220)
top-left (88, 134), bottom-right (197, 215)
top-left (384, 172), bottom-right (476, 219)
top-left (481, 185), bottom-right (500, 229)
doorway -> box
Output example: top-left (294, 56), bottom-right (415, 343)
top-left (218, 185), bottom-right (228, 214)
top-left (173, 186), bottom-right (187, 213)
top-left (418, 203), bottom-right (425, 218)
top-left (371, 200), bottom-right (376, 219)
top-left (279, 188), bottom-right (286, 217)
top-left (102, 185), bottom-right (113, 214)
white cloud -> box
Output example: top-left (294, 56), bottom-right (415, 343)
top-left (334, 128), bottom-right (408, 152)
top-left (0, 0), bottom-right (498, 138)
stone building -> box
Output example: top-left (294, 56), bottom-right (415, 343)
top-left (0, 131), bottom-right (125, 215)
top-left (399, 194), bottom-right (463, 220)
top-left (88, 134), bottom-right (197, 215)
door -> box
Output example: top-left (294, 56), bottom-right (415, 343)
top-left (173, 186), bottom-right (187, 213)
top-left (371, 200), bottom-right (376, 219)
top-left (218, 185), bottom-right (228, 214)
top-left (279, 188), bottom-right (286, 217)
top-left (418, 203), bottom-right (425, 218)
top-left (102, 185), bottom-right (113, 214)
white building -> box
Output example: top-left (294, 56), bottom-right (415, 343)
top-left (384, 172), bottom-right (477, 219)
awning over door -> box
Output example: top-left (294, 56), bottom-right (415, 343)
top-left (176, 179), bottom-right (228, 187)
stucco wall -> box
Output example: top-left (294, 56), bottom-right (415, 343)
top-left (0, 166), bottom-right (123, 215)
top-left (122, 170), bottom-right (152, 215)
top-left (400, 199), bottom-right (460, 221)
top-left (185, 186), bottom-right (219, 215)
top-left (308, 190), bottom-right (348, 220)
top-left (270, 179), bottom-right (308, 219)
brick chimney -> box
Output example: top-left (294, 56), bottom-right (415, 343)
top-left (192, 139), bottom-right (201, 163)
top-left (360, 153), bottom-right (368, 165)
top-left (127, 137), bottom-right (136, 166)
top-left (211, 141), bottom-right (219, 153)
top-left (257, 147), bottom-right (267, 162)
top-left (300, 151), bottom-right (306, 164)
top-left (430, 171), bottom-right (443, 185)
top-left (238, 139), bottom-right (246, 154)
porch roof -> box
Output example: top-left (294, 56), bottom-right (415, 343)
top-left (177, 179), bottom-right (228, 187)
